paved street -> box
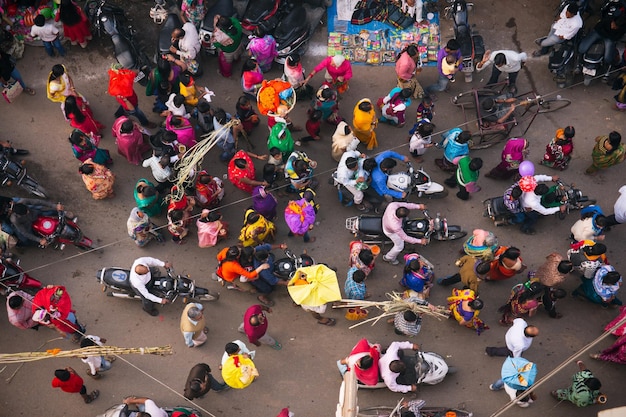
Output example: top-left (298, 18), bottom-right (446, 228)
top-left (0, 0), bottom-right (625, 416)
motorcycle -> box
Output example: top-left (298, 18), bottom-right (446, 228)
top-left (274, 0), bottom-right (330, 63)
top-left (358, 348), bottom-right (454, 389)
top-left (357, 404), bottom-right (472, 417)
top-left (0, 146), bottom-right (47, 198)
top-left (85, 0), bottom-right (150, 85)
top-left (97, 403), bottom-right (202, 417)
top-left (97, 266), bottom-right (219, 303)
top-left (239, 0), bottom-right (283, 33)
top-left (198, 0), bottom-right (237, 55)
top-left (32, 211), bottom-right (94, 251)
top-left (331, 174), bottom-right (384, 212)
top-left (547, 30), bottom-right (583, 88)
top-left (345, 210), bottom-right (467, 244)
top-left (0, 256), bottom-right (43, 295)
top-left (386, 162), bottom-right (447, 199)
top-left (580, 0), bottom-right (624, 85)
top-left (273, 248), bottom-right (315, 279)
top-left (443, 0), bottom-right (485, 82)
top-left (482, 179), bottom-right (596, 225)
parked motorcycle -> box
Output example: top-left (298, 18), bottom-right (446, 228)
top-left (547, 30), bottom-right (582, 88)
top-left (346, 210), bottom-right (467, 244)
top-left (85, 0), bottom-right (150, 84)
top-left (96, 403), bottom-right (202, 417)
top-left (444, 0), bottom-right (485, 82)
top-left (32, 211), bottom-right (94, 250)
top-left (0, 256), bottom-right (43, 295)
top-left (0, 146), bottom-right (47, 198)
top-left (97, 266), bottom-right (219, 303)
top-left (274, 0), bottom-right (330, 63)
top-left (273, 249), bottom-right (315, 279)
top-left (387, 162), bottom-right (447, 199)
top-left (358, 348), bottom-right (454, 389)
top-left (239, 0), bottom-right (282, 33)
top-left (483, 179), bottom-right (596, 225)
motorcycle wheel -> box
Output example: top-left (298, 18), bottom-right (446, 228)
top-left (20, 177), bottom-right (47, 198)
top-left (195, 290), bottom-right (220, 302)
top-left (422, 189), bottom-right (448, 199)
top-left (432, 229), bottom-right (467, 241)
top-left (446, 366), bottom-right (457, 375)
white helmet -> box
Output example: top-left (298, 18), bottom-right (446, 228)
top-left (149, 4), bottom-right (168, 24)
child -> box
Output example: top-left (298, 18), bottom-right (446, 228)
top-left (197, 209), bottom-right (228, 248)
top-left (196, 100), bottom-right (214, 134)
top-left (163, 93), bottom-right (190, 118)
top-left (540, 126), bottom-right (575, 171)
top-left (154, 80), bottom-right (171, 114)
top-left (284, 53), bottom-right (314, 100)
top-left (52, 367), bottom-right (99, 404)
top-left (442, 53), bottom-right (459, 83)
top-left (415, 96), bottom-right (435, 125)
top-left (236, 95), bottom-right (260, 135)
top-left (299, 109), bottom-right (323, 145)
top-left (408, 121), bottom-right (434, 161)
top-left (31, 14), bottom-right (66, 57)
top-left (345, 267), bottom-right (369, 300)
top-left (80, 335), bottom-right (113, 379)
top-left (311, 84), bottom-right (341, 125)
top-left (445, 156), bottom-right (483, 200)
top-left (179, 72), bottom-right (209, 109)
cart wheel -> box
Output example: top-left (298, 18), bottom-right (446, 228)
top-left (537, 97), bottom-right (571, 113)
top-left (451, 88), bottom-right (500, 108)
top-left (469, 130), bottom-right (507, 150)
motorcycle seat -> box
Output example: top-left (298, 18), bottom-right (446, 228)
top-left (101, 267), bottom-right (133, 290)
top-left (358, 216), bottom-right (383, 235)
top-left (111, 34), bottom-right (135, 69)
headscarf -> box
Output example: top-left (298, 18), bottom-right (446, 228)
top-left (127, 207), bottom-right (150, 237)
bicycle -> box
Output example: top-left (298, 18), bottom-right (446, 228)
top-left (451, 85), bottom-right (571, 149)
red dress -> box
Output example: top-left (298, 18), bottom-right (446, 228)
top-left (67, 96), bottom-right (104, 138)
top-left (227, 150), bottom-right (256, 193)
top-left (52, 372), bottom-right (84, 393)
top-left (55, 2), bottom-right (92, 45)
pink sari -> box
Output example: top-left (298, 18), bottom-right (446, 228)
top-left (112, 116), bottom-right (151, 165)
top-left (166, 115), bottom-right (196, 150)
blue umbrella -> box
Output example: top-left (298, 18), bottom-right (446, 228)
top-left (501, 357), bottom-right (537, 390)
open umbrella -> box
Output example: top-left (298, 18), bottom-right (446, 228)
top-left (221, 354), bottom-right (259, 389)
top-left (501, 357), bottom-right (537, 390)
top-left (288, 264), bottom-right (341, 307)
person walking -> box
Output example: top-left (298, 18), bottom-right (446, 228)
top-left (80, 335), bottom-right (114, 379)
top-left (395, 43), bottom-right (424, 99)
top-left (180, 302), bottom-right (209, 348)
top-left (183, 363), bottom-right (228, 400)
top-left (585, 131), bottom-right (625, 175)
top-left (425, 39), bottom-right (461, 100)
top-left (485, 318), bottom-right (539, 357)
top-left (476, 50), bottom-right (527, 93)
top-left (382, 202), bottom-right (428, 265)
top-left (52, 367), bottom-right (99, 403)
top-left (551, 360), bottom-right (603, 407)
top-left (55, 0), bottom-right (92, 48)
top-left (238, 304), bottom-right (282, 350)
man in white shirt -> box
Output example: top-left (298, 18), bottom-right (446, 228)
top-left (129, 257), bottom-right (172, 316)
top-left (534, 3), bottom-right (583, 56)
top-left (476, 50), bottom-right (527, 92)
top-left (123, 396), bottom-right (168, 417)
top-left (378, 341), bottom-right (420, 393)
top-left (518, 176), bottom-right (565, 235)
top-left (335, 150), bottom-right (368, 211)
top-left (485, 318), bottom-right (539, 357)
top-left (605, 185), bottom-right (626, 227)
top-left (170, 21), bottom-right (201, 62)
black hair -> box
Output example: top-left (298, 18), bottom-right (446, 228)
top-left (469, 158), bottom-right (483, 171)
top-left (242, 58), bottom-right (258, 75)
top-left (237, 95), bottom-right (251, 107)
top-left (79, 163), bottom-right (95, 175)
top-left (352, 269), bottom-right (366, 283)
top-left (34, 14), bottom-right (45, 26)
top-left (457, 131), bottom-right (471, 143)
top-left (585, 377), bottom-right (602, 391)
top-left (400, 88), bottom-right (413, 99)
top-left (287, 53), bottom-right (301, 65)
top-left (482, 98), bottom-right (495, 111)
top-left (403, 310), bottom-right (418, 322)
top-left (564, 126), bottom-right (575, 138)
top-left (12, 203), bottom-right (28, 216)
top-left (358, 355), bottom-right (373, 370)
top-left (359, 249), bottom-right (374, 266)
top-left (396, 207), bottom-right (410, 218)
top-left (214, 108), bottom-right (228, 125)
top-left (584, 243), bottom-right (606, 256)
top-left (345, 157), bottom-right (359, 170)
top-left (208, 211), bottom-right (221, 222)
top-left (225, 342), bottom-right (239, 355)
top-left (476, 261), bottom-right (491, 275)
top-left (502, 247), bottom-right (521, 260)
top-left (566, 3), bottom-right (579, 14)
top-left (418, 122), bottom-right (434, 137)
top-left (608, 131), bottom-right (622, 151)
top-left (553, 288), bottom-right (567, 299)
top-left (59, 0), bottom-right (81, 25)
top-left (8, 294), bottom-right (23, 309)
top-left (380, 158), bottom-right (397, 171)
top-left (225, 246), bottom-right (240, 261)
top-left (321, 87), bottom-right (334, 100)
top-left (534, 183), bottom-right (549, 195)
top-left (234, 158), bottom-right (247, 169)
top-left (358, 100), bottom-right (373, 112)
top-left (595, 215), bottom-right (607, 228)
top-left (511, 186), bottom-right (522, 199)
top-left (173, 94), bottom-right (185, 108)
top-left (493, 53), bottom-right (506, 66)
top-left (169, 209), bottom-right (184, 222)
top-left (362, 158), bottom-right (377, 173)
top-left (245, 211), bottom-right (260, 224)
top-left (138, 185), bottom-right (157, 197)
top-left (197, 100), bottom-right (211, 113)
top-left (557, 260), bottom-right (573, 274)
top-left (254, 249), bottom-right (270, 262)
top-left (469, 298), bottom-right (484, 310)
top-left (64, 95), bottom-right (86, 124)
top-left (179, 72), bottom-right (191, 86)
top-left (54, 369), bottom-right (71, 381)
top-left (603, 271), bottom-right (621, 285)
top-left (80, 337), bottom-right (97, 348)
top-left (446, 39), bottom-right (460, 51)
top-left (120, 119), bottom-right (134, 134)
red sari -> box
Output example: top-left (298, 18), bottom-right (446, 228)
top-left (227, 150), bottom-right (255, 193)
top-left (67, 96), bottom-right (104, 138)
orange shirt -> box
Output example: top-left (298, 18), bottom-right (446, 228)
top-left (215, 247), bottom-right (259, 282)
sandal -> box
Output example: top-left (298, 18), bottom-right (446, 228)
top-left (270, 340), bottom-right (282, 350)
top-left (203, 326), bottom-right (209, 334)
top-left (84, 390), bottom-right (99, 403)
top-left (317, 318), bottom-right (336, 326)
top-left (589, 353), bottom-right (601, 360)
top-left (24, 88), bottom-right (35, 95)
top-left (257, 295), bottom-right (275, 307)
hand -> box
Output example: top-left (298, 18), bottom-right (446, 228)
top-left (420, 204), bottom-right (427, 210)
top-left (279, 243), bottom-right (287, 250)
top-left (265, 307), bottom-right (273, 314)
top-left (401, 192), bottom-right (407, 199)
top-left (551, 175), bottom-right (559, 182)
top-left (161, 298), bottom-right (170, 305)
top-left (559, 205), bottom-right (566, 213)
top-left (427, 303), bottom-right (437, 312)
top-left (259, 263), bottom-right (271, 271)
top-left (164, 261), bottom-right (173, 269)
top-left (411, 384), bottom-right (418, 392)
top-left (39, 238), bottom-right (48, 247)
top-left (56, 203), bottom-right (64, 211)
top-left (337, 76), bottom-right (344, 82)
top-left (412, 343), bottom-right (420, 350)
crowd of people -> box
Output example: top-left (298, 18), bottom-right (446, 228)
top-left (1, 1), bottom-right (626, 416)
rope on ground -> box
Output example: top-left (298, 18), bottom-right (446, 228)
top-left (489, 313), bottom-right (626, 417)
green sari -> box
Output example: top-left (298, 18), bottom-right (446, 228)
top-left (588, 135), bottom-right (625, 172)
top-left (134, 178), bottom-right (162, 217)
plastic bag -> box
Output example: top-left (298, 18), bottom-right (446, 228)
top-left (107, 68), bottom-right (135, 97)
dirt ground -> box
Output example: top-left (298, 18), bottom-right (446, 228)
top-left (0, 0), bottom-right (625, 416)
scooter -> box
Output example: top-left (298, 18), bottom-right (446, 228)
top-left (273, 249), bottom-right (315, 279)
top-left (198, 0), bottom-right (236, 55)
top-left (444, 0), bottom-right (485, 82)
top-left (387, 162), bottom-right (447, 199)
top-left (358, 348), bottom-right (454, 389)
top-left (346, 210), bottom-right (467, 244)
top-left (32, 211), bottom-right (94, 251)
top-left (0, 256), bottom-right (43, 295)
top-left (0, 147), bottom-right (47, 198)
top-left (96, 403), bottom-right (202, 417)
top-left (97, 267), bottom-right (219, 303)
top-left (85, 0), bottom-right (150, 84)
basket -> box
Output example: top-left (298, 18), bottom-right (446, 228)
top-left (256, 79), bottom-right (296, 116)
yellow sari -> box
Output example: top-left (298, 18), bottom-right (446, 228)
top-left (352, 99), bottom-right (378, 150)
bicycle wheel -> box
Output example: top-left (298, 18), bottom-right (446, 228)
top-left (469, 130), bottom-right (507, 150)
top-left (451, 89), bottom-right (500, 108)
top-left (537, 97), bottom-right (571, 114)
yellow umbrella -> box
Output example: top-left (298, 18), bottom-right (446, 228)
top-left (288, 265), bottom-right (342, 307)
top-left (221, 354), bottom-right (259, 389)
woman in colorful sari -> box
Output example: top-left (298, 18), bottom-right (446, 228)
top-left (305, 54), bottom-right (353, 95)
top-left (591, 331), bottom-right (626, 364)
top-left (498, 281), bottom-right (543, 326)
top-left (64, 95), bottom-right (104, 139)
top-left (166, 114), bottom-right (196, 150)
top-left (486, 246), bottom-right (525, 281)
top-left (241, 58), bottom-right (264, 96)
top-left (247, 27), bottom-right (277, 73)
top-left (181, 0), bottom-right (206, 29)
top-left (540, 126), bottom-right (575, 170)
top-left (585, 131), bottom-right (625, 175)
top-left (212, 14), bottom-right (243, 78)
top-left (349, 241), bottom-right (377, 277)
top-left (485, 137), bottom-right (528, 180)
top-left (134, 178), bottom-right (162, 217)
top-left (284, 194), bottom-right (316, 243)
top-left (126, 207), bottom-right (161, 247)
top-left (112, 116), bottom-right (151, 165)
top-left (78, 159), bottom-right (115, 200)
top-left (227, 150), bottom-right (268, 194)
top-left (447, 288), bottom-right (488, 335)
top-left (197, 209), bottom-right (228, 248)
top-left (352, 98), bottom-right (378, 150)
top-left (68, 129), bottom-right (112, 166)
top-left (47, 64), bottom-right (79, 105)
top-left (239, 208), bottom-right (275, 247)
top-left (378, 87), bottom-right (412, 128)
top-left (401, 253), bottom-right (434, 298)
top-left (166, 186), bottom-right (195, 244)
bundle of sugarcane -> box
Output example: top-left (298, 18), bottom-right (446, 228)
top-left (0, 345), bottom-right (173, 364)
top-left (334, 292), bottom-right (449, 329)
